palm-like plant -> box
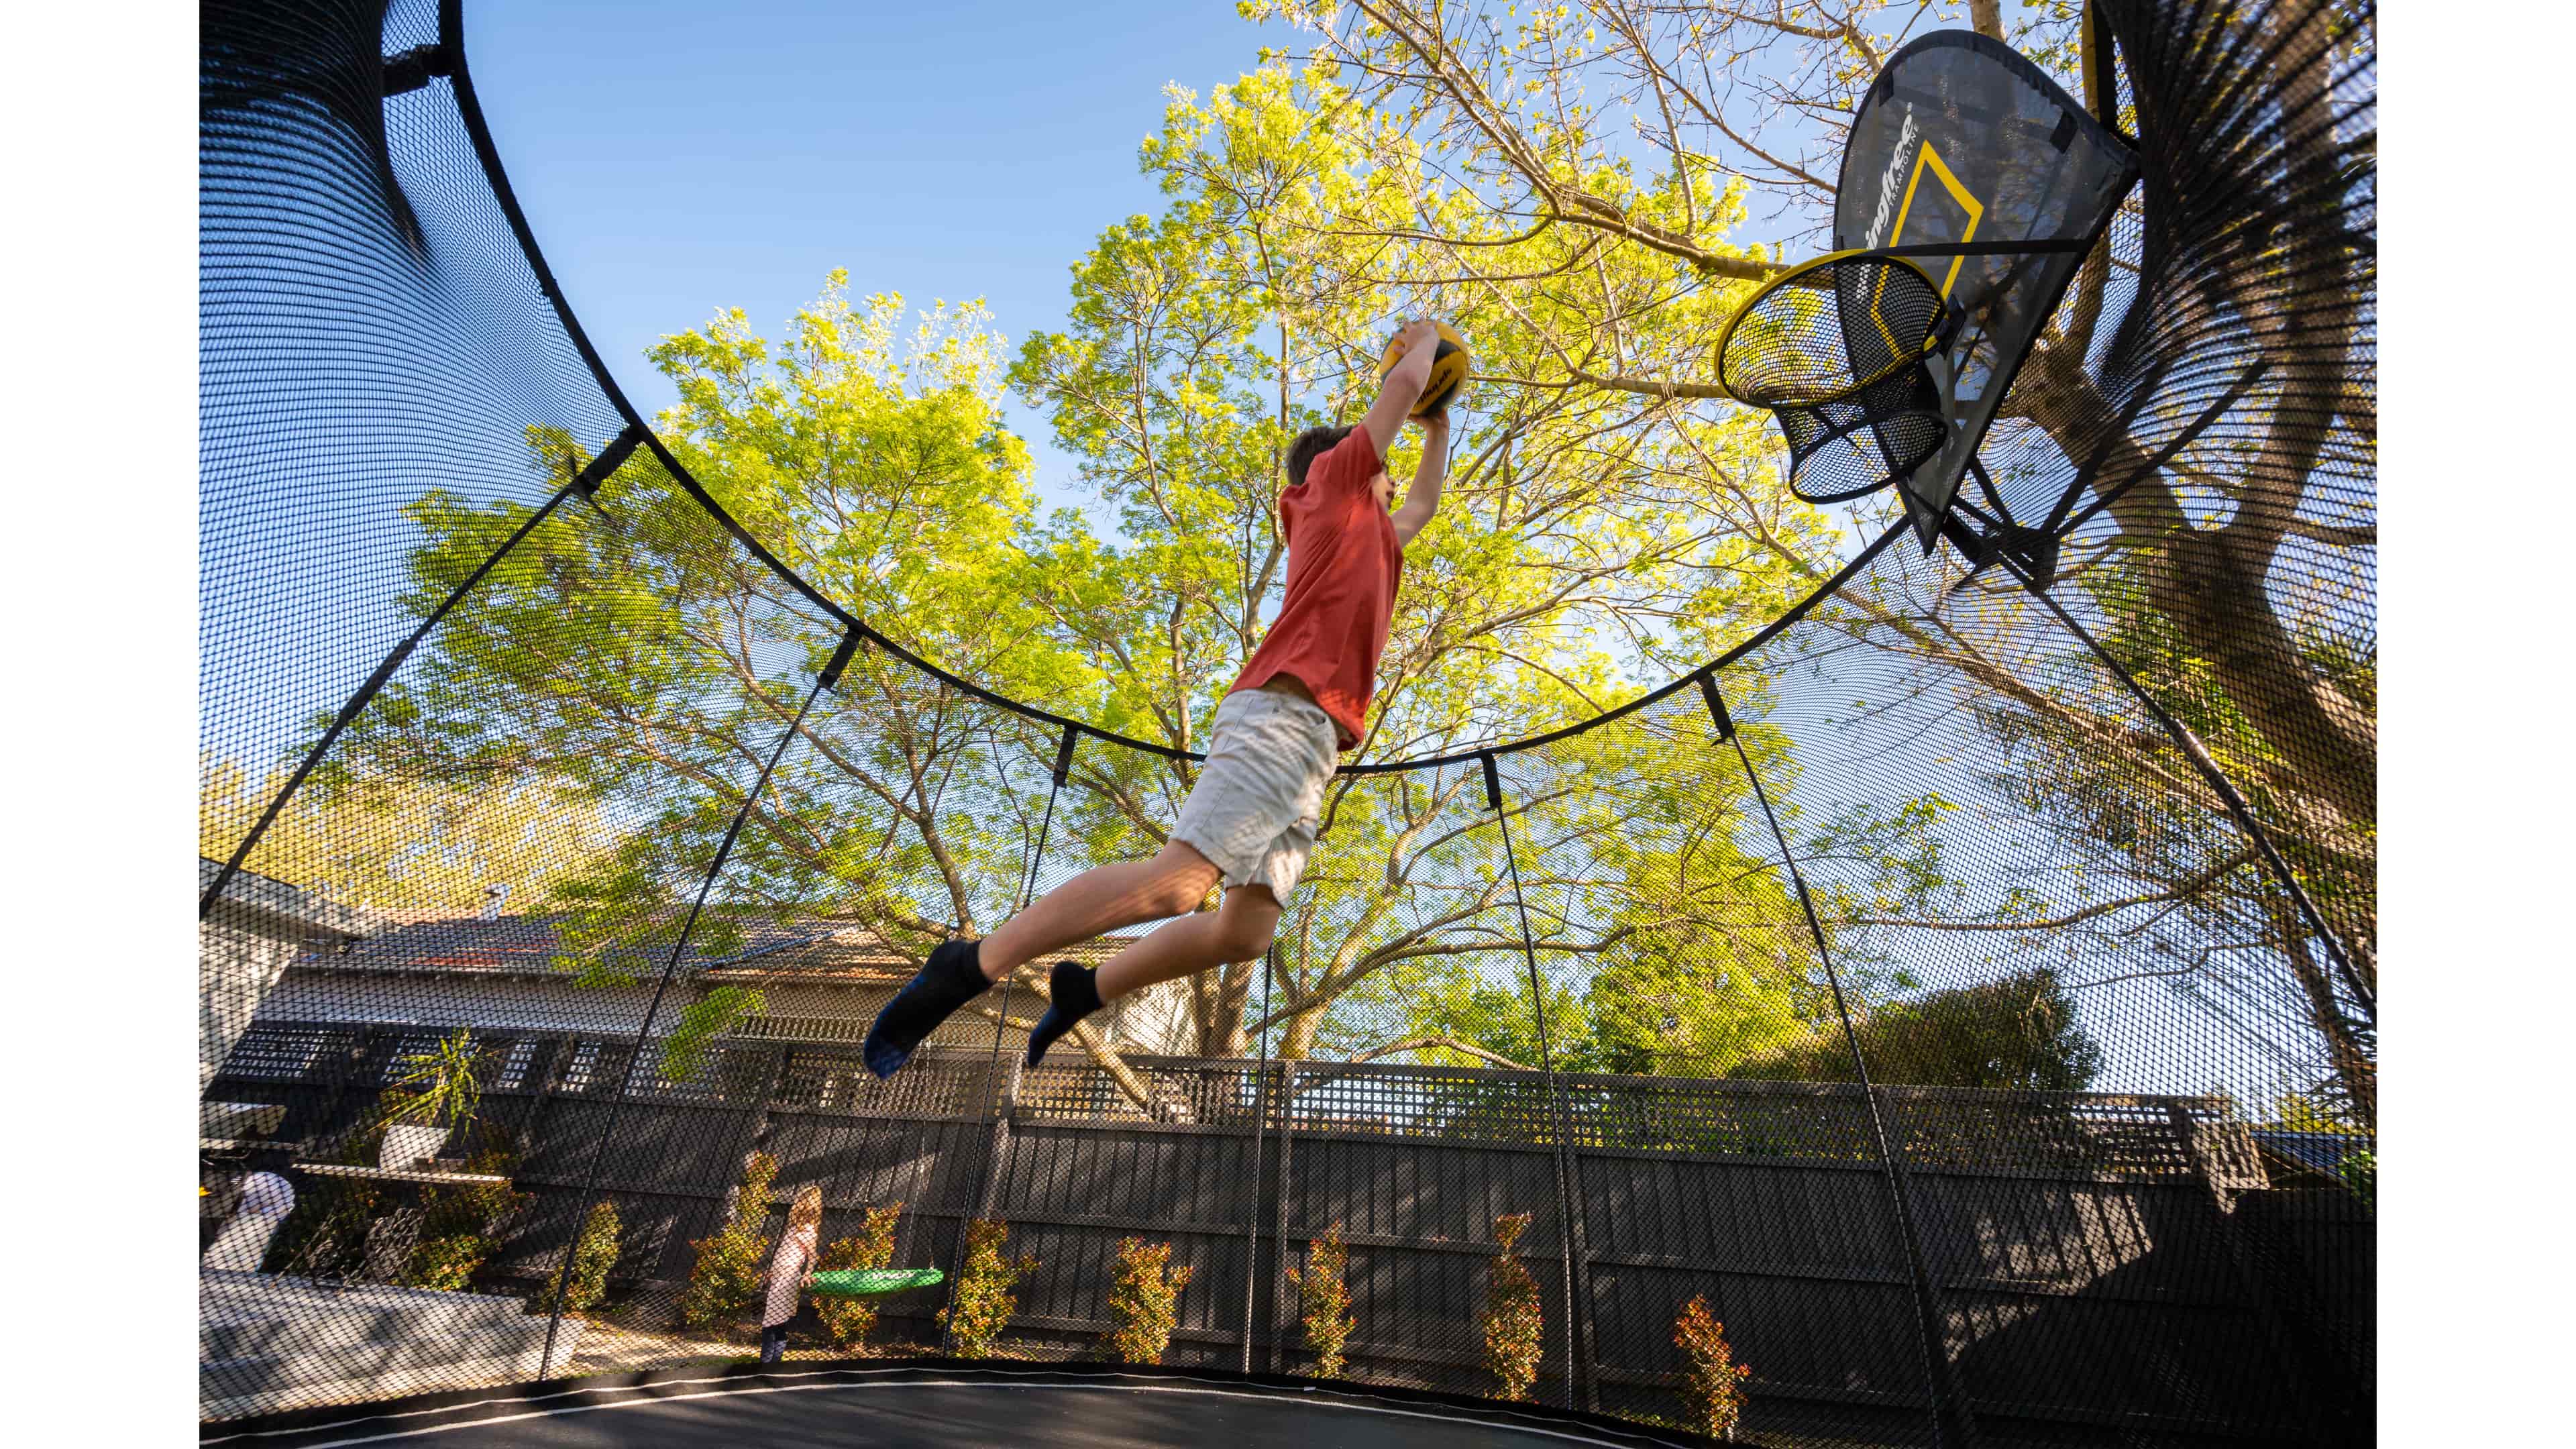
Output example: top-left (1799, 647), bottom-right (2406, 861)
top-left (382, 1030), bottom-right (484, 1133)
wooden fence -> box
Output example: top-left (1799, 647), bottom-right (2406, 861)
top-left (207, 1021), bottom-right (2373, 1446)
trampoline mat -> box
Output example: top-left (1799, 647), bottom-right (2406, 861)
top-left (203, 1366), bottom-right (1703, 1448)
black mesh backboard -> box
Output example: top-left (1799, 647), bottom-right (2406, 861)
top-left (1835, 32), bottom-right (2137, 545)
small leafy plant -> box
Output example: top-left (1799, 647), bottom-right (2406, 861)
top-left (939, 1219), bottom-right (1038, 1359)
top-left (404, 1148), bottom-right (529, 1291)
top-left (537, 1199), bottom-right (624, 1314)
top-left (1480, 1212), bottom-right (1543, 1401)
top-left (1285, 1222), bottom-right (1354, 1378)
top-left (681, 1152), bottom-right (778, 1328)
top-left (1674, 1295), bottom-right (1753, 1440)
top-left (380, 1030), bottom-right (484, 1132)
top-left (2338, 1148), bottom-right (2376, 1212)
top-left (813, 1202), bottom-right (906, 1351)
top-left (1105, 1238), bottom-right (1195, 1364)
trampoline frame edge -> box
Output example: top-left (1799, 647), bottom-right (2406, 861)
top-left (199, 1358), bottom-right (1727, 1449)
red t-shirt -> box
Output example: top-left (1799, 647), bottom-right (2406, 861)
top-left (1230, 429), bottom-right (1403, 751)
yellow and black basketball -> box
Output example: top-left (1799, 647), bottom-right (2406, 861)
top-left (1377, 321), bottom-right (1469, 419)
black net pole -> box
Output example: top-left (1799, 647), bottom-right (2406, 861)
top-left (537, 628), bottom-right (859, 1372)
top-left (1711, 681), bottom-right (1972, 1449)
top-left (1242, 941), bottom-right (1277, 1373)
top-left (1999, 552), bottom-right (2370, 1018)
top-left (199, 427), bottom-right (645, 920)
top-left (1481, 753), bottom-right (1594, 1413)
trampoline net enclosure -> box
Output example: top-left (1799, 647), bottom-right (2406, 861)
top-left (199, 1), bottom-right (2375, 1445)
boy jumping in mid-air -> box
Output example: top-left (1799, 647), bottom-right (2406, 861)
top-left (863, 318), bottom-right (1455, 1078)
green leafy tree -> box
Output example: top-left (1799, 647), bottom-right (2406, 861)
top-left (201, 755), bottom-right (614, 915)
top-left (1725, 968), bottom-right (2104, 1091)
top-left (380, 1030), bottom-right (482, 1134)
top-left (1015, 64), bottom-right (1864, 1064)
top-left (1260, 0), bottom-right (2375, 1122)
top-left (327, 62), bottom-right (1960, 1092)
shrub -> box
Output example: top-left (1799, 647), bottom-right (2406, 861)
top-left (404, 1234), bottom-right (488, 1291)
top-left (537, 1200), bottom-right (624, 1315)
top-left (812, 1202), bottom-right (905, 1351)
top-left (1105, 1238), bottom-right (1195, 1364)
top-left (938, 1219), bottom-right (1037, 1359)
top-left (1673, 1295), bottom-right (1753, 1440)
top-left (681, 1152), bottom-right (778, 1328)
top-left (1285, 1222), bottom-right (1354, 1378)
top-left (2339, 1148), bottom-right (2376, 1212)
top-left (403, 1148), bottom-right (528, 1291)
top-left (1479, 1213), bottom-right (1542, 1401)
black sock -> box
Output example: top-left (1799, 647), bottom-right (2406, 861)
top-left (1024, 961), bottom-right (1104, 1068)
top-left (863, 937), bottom-right (991, 1078)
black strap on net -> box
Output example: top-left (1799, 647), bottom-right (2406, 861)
top-left (536, 626), bottom-right (861, 1371)
top-left (1706, 677), bottom-right (1974, 1448)
top-left (199, 425), bottom-right (647, 920)
top-left (944, 721), bottom-right (1078, 1351)
top-left (1242, 940), bottom-right (1277, 1374)
top-left (1481, 752), bottom-right (1595, 1413)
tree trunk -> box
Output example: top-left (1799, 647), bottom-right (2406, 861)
top-left (1279, 1008), bottom-right (1324, 1062)
top-left (1194, 957), bottom-right (1254, 1057)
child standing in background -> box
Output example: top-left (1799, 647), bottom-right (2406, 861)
top-left (759, 1185), bottom-right (824, 1364)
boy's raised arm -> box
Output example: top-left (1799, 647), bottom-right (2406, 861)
top-left (1360, 318), bottom-right (1441, 464)
top-left (1391, 412), bottom-right (1448, 547)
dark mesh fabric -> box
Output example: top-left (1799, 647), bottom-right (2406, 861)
top-left (199, 2), bottom-right (2371, 1445)
top-left (1719, 257), bottom-right (1953, 504)
top-left (1721, 258), bottom-right (1948, 409)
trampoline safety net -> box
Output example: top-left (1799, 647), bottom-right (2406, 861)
top-left (199, 1), bottom-right (2375, 1445)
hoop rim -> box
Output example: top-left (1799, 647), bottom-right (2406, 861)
top-left (1714, 248), bottom-right (1950, 409)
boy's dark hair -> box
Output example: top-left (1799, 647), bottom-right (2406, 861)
top-left (1285, 425), bottom-right (1352, 489)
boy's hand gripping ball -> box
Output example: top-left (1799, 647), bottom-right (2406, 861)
top-left (1377, 321), bottom-right (1469, 419)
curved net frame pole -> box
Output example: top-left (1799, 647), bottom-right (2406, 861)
top-left (537, 629), bottom-right (859, 1371)
top-left (2000, 555), bottom-right (2371, 1022)
top-left (437, 0), bottom-right (855, 641)
top-left (198, 426), bottom-right (646, 921)
top-left (1481, 753), bottom-right (1596, 1413)
top-left (1711, 682), bottom-right (1972, 1448)
top-left (943, 722), bottom-right (1076, 1352)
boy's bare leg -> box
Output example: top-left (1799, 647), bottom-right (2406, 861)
top-left (1021, 884), bottom-right (1280, 1067)
top-left (1095, 885), bottom-right (1280, 1000)
top-left (865, 839), bottom-right (1221, 1079)
top-left (976, 839), bottom-right (1223, 983)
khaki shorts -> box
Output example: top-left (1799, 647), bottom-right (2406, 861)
top-left (1169, 688), bottom-right (1341, 898)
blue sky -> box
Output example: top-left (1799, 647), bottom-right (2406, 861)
top-left (466, 0), bottom-right (1295, 517)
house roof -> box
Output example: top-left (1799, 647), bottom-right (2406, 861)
top-left (199, 857), bottom-right (386, 942)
